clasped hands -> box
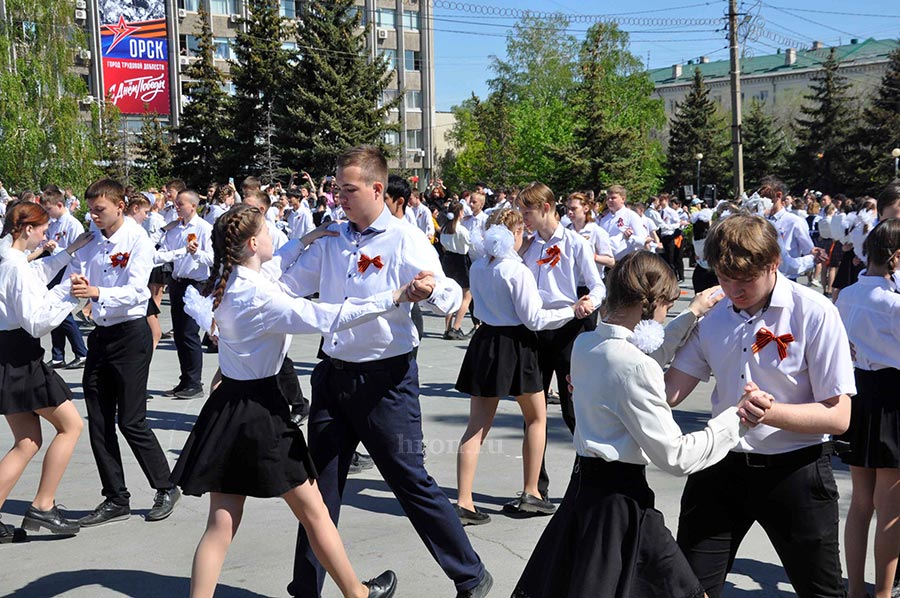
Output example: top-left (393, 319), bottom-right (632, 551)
top-left (394, 271), bottom-right (436, 305)
top-left (69, 273), bottom-right (100, 300)
top-left (737, 381), bottom-right (775, 428)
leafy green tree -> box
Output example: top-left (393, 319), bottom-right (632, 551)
top-left (96, 102), bottom-right (127, 183)
top-left (792, 48), bottom-right (853, 193)
top-left (172, 4), bottom-right (231, 189)
top-left (742, 98), bottom-right (786, 186)
top-left (274, 0), bottom-right (398, 176)
top-left (134, 110), bottom-right (173, 189)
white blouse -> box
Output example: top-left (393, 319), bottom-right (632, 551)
top-left (836, 275), bottom-right (900, 371)
top-left (0, 242), bottom-right (77, 337)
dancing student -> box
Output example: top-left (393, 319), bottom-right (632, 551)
top-left (171, 205), bottom-right (403, 598)
top-left (666, 214), bottom-right (855, 598)
top-left (563, 192), bottom-right (615, 278)
top-left (514, 252), bottom-right (751, 598)
top-left (242, 190), bottom-right (289, 250)
top-left (516, 181), bottom-right (605, 504)
top-left (598, 185), bottom-right (649, 260)
top-left (454, 209), bottom-right (582, 525)
top-left (126, 194), bottom-right (163, 350)
top-left (836, 218), bottom-right (900, 598)
top-left (284, 146), bottom-right (492, 598)
top-left (71, 179), bottom-right (182, 527)
top-left (440, 200), bottom-right (473, 340)
top-left (0, 202), bottom-right (92, 541)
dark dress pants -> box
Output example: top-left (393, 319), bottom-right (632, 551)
top-left (168, 278), bottom-right (203, 388)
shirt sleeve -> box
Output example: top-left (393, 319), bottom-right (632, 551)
top-left (670, 324), bottom-right (713, 382)
top-left (509, 266), bottom-right (574, 331)
top-left (804, 302), bottom-right (857, 401)
top-left (401, 230), bottom-right (462, 315)
top-left (95, 237), bottom-right (153, 312)
top-left (30, 251), bottom-right (74, 285)
top-left (591, 226), bottom-right (614, 258)
top-left (614, 361), bottom-right (742, 476)
top-left (649, 310), bottom-right (699, 368)
top-left (193, 226), bottom-right (215, 267)
top-left (571, 234), bottom-right (606, 306)
top-left (626, 213), bottom-right (648, 252)
top-left (280, 237), bottom-right (325, 298)
top-left (795, 219), bottom-right (815, 255)
top-left (263, 289), bottom-right (398, 335)
top-left (11, 268), bottom-right (79, 338)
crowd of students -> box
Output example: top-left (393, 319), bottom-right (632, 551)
top-left (1, 152), bottom-right (899, 598)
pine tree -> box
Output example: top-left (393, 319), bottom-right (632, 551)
top-left (792, 48), bottom-right (853, 193)
top-left (274, 0), bottom-right (397, 176)
top-left (742, 98), bottom-right (785, 186)
top-left (172, 4), bottom-right (231, 189)
top-left (666, 68), bottom-right (731, 196)
top-left (228, 0), bottom-right (291, 180)
top-left (135, 110), bottom-right (173, 189)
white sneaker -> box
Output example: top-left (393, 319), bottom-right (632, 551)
top-left (810, 279), bottom-right (823, 289)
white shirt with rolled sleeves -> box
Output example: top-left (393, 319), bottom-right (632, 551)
top-left (572, 322), bottom-right (743, 475)
top-left (153, 214), bottom-right (214, 281)
top-left (520, 224), bottom-right (606, 309)
top-left (671, 273), bottom-right (856, 454)
top-left (288, 205), bottom-right (315, 241)
top-left (65, 217), bottom-right (154, 327)
top-left (770, 208), bottom-right (814, 259)
top-left (215, 265), bottom-right (401, 380)
top-left (565, 221), bottom-right (614, 278)
top-left (835, 276), bottom-right (900, 371)
top-left (46, 211), bottom-right (84, 250)
top-left (599, 207), bottom-right (648, 259)
top-left (279, 206), bottom-right (462, 363)
top-left (0, 244), bottom-right (77, 336)
top-left (469, 254), bottom-right (574, 330)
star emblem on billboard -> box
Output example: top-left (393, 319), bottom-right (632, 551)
top-left (107, 15), bottom-right (139, 54)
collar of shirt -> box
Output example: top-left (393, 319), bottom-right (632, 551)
top-left (532, 223), bottom-right (565, 246)
top-left (728, 273), bottom-right (793, 321)
top-left (345, 205), bottom-right (392, 241)
top-left (769, 208), bottom-right (786, 223)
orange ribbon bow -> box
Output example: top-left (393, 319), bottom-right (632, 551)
top-left (752, 327), bottom-right (794, 361)
top-left (187, 233), bottom-right (197, 244)
top-left (537, 245), bottom-right (561, 268)
top-left (110, 252), bottom-right (130, 268)
top-left (357, 253), bottom-right (384, 273)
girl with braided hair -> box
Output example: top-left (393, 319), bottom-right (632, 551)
top-left (171, 204), bottom-right (408, 598)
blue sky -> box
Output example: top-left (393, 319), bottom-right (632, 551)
top-left (432, 0), bottom-right (900, 111)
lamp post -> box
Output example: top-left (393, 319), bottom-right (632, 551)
top-left (892, 147), bottom-right (900, 179)
top-left (695, 152), bottom-right (703, 197)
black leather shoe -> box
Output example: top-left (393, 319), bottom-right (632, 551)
top-left (162, 384), bottom-right (186, 397)
top-left (348, 451), bottom-right (375, 475)
top-left (22, 504), bottom-right (80, 535)
top-left (455, 504), bottom-right (491, 526)
top-left (0, 517), bottom-right (26, 544)
top-left (79, 499), bottom-right (130, 527)
top-left (457, 570), bottom-right (493, 598)
top-left (363, 570), bottom-right (397, 598)
top-left (174, 386), bottom-right (204, 400)
top-left (146, 487), bottom-right (180, 522)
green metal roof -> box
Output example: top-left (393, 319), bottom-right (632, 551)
top-left (649, 37), bottom-right (899, 85)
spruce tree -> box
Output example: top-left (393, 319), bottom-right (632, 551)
top-left (135, 110), bottom-right (174, 189)
top-left (666, 68), bottom-right (731, 196)
top-left (228, 0), bottom-right (291, 180)
top-left (792, 48), bottom-right (853, 193)
top-left (172, 4), bottom-right (231, 189)
top-left (742, 99), bottom-right (785, 187)
top-left (274, 0), bottom-right (397, 175)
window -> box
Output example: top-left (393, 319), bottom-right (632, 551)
top-left (406, 129), bottom-right (422, 149)
top-left (346, 5), bottom-right (366, 26)
top-left (213, 37), bottom-right (233, 61)
top-left (381, 89), bottom-right (399, 110)
top-left (210, 0), bottom-right (237, 15)
top-left (179, 0), bottom-right (199, 11)
top-left (376, 8), bottom-right (396, 29)
top-left (280, 0), bottom-right (296, 18)
top-left (404, 50), bottom-right (421, 71)
top-left (405, 90), bottom-right (422, 111)
top-left (281, 41), bottom-right (297, 52)
top-left (402, 11), bottom-right (419, 30)
top-left (384, 130), bottom-right (400, 146)
top-left (179, 34), bottom-right (200, 57)
top-left (754, 90), bottom-right (769, 102)
top-left (380, 49), bottom-right (397, 71)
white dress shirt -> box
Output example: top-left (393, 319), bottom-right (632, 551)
top-left (288, 205), bottom-right (315, 241)
top-left (154, 214), bottom-right (214, 281)
top-left (599, 207), bottom-right (648, 259)
top-left (770, 208), bottom-right (814, 259)
top-left (440, 225), bottom-right (471, 255)
top-left (0, 244), bottom-right (77, 336)
top-left (462, 211), bottom-right (488, 259)
top-left (144, 211), bottom-right (166, 246)
top-left (572, 322), bottom-right (742, 475)
top-left (672, 273), bottom-right (856, 454)
top-left (565, 221), bottom-right (614, 277)
top-left (836, 275), bottom-right (900, 371)
top-left (469, 254), bottom-right (574, 330)
top-left (204, 203), bottom-right (227, 226)
top-left (46, 211), bottom-right (84, 250)
top-left (817, 215), bottom-right (834, 240)
top-left (660, 206), bottom-right (683, 236)
top-left (161, 203), bottom-right (179, 224)
top-left (65, 217), bottom-right (154, 327)
top-left (521, 224), bottom-right (606, 309)
top-left (216, 266), bottom-right (399, 380)
top-left (267, 220), bottom-right (288, 251)
top-left (405, 203), bottom-right (435, 240)
top-left (280, 205), bottom-right (462, 362)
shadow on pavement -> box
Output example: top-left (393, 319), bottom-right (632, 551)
top-left (727, 557), bottom-right (795, 596)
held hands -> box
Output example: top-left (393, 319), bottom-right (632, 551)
top-left (688, 285), bottom-right (725, 318)
top-left (622, 227), bottom-right (635, 239)
top-left (573, 295), bottom-right (594, 319)
top-left (70, 273), bottom-right (100, 300)
top-left (811, 247), bottom-right (828, 264)
top-left (736, 381), bottom-right (775, 427)
top-left (407, 271), bottom-right (435, 302)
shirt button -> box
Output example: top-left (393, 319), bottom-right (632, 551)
top-left (348, 274), bottom-right (352, 278)
top-left (740, 374), bottom-right (744, 379)
top-left (743, 348), bottom-right (747, 352)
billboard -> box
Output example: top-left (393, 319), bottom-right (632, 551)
top-left (99, 0), bottom-right (170, 115)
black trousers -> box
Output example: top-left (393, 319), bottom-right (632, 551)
top-left (168, 278), bottom-right (204, 388)
top-left (662, 233), bottom-right (684, 280)
top-left (676, 446), bottom-right (845, 598)
top-left (535, 315), bottom-right (596, 498)
top-left (47, 269), bottom-right (87, 362)
top-left (83, 319), bottom-right (173, 504)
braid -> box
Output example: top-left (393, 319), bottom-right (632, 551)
top-left (201, 204), bottom-right (264, 310)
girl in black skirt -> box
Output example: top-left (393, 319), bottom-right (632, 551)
top-left (454, 208), bottom-right (581, 524)
top-left (836, 218), bottom-right (900, 598)
top-left (171, 205), bottom-right (404, 598)
top-left (514, 252), bottom-right (754, 598)
top-left (439, 200), bottom-right (473, 339)
top-left (0, 202), bottom-right (93, 541)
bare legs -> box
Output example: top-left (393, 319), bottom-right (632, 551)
top-left (452, 289), bottom-right (473, 333)
top-left (147, 314), bottom-right (162, 351)
top-left (845, 466), bottom-right (900, 598)
top-left (456, 391), bottom-right (546, 511)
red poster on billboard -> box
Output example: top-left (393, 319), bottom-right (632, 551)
top-left (100, 1), bottom-right (170, 115)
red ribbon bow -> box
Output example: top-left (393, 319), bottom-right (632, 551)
top-left (357, 253), bottom-right (384, 274)
top-left (537, 245), bottom-right (561, 268)
top-left (110, 252), bottom-right (130, 268)
top-left (752, 327), bottom-right (794, 361)
top-left (617, 217), bottom-right (625, 228)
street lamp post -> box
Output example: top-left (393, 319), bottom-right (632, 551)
top-left (892, 148), bottom-right (900, 179)
top-left (695, 152), bottom-right (703, 197)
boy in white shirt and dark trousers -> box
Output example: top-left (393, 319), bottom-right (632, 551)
top-left (665, 214), bottom-right (855, 598)
top-left (71, 179), bottom-right (180, 527)
top-left (284, 146), bottom-right (492, 598)
top-left (154, 190), bottom-right (214, 399)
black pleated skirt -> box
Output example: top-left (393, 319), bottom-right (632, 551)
top-left (441, 250), bottom-right (470, 289)
top-left (148, 264), bottom-right (171, 285)
top-left (0, 328), bottom-right (72, 415)
top-left (455, 324), bottom-right (542, 398)
top-left (171, 358), bottom-right (317, 497)
top-left (839, 368), bottom-right (900, 468)
top-left (514, 457), bottom-right (704, 598)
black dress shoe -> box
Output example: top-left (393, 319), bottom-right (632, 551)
top-left (457, 570), bottom-right (493, 598)
top-left (0, 517), bottom-right (26, 544)
top-left (162, 384), bottom-right (186, 397)
top-left (22, 504), bottom-right (80, 535)
top-left (363, 570), bottom-right (397, 598)
top-left (79, 499), bottom-right (131, 527)
top-left (455, 504), bottom-right (491, 526)
top-left (174, 386), bottom-right (204, 400)
top-left (146, 487), bottom-right (180, 521)
top-left (348, 451), bottom-right (375, 475)
top-left (502, 492), bottom-right (555, 515)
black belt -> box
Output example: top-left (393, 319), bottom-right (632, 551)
top-left (327, 352), bottom-right (412, 372)
top-left (727, 442), bottom-right (833, 469)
